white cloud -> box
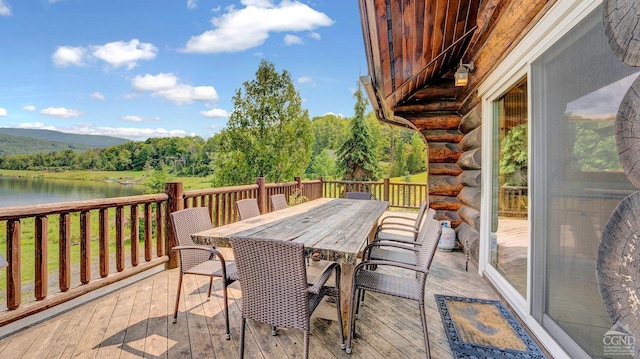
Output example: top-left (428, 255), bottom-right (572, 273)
top-left (309, 31), bottom-right (321, 40)
top-left (91, 39), bottom-right (157, 70)
top-left (52, 46), bottom-right (87, 67)
top-left (91, 92), bottom-right (105, 100)
top-left (154, 85), bottom-right (218, 105)
top-left (40, 107), bottom-right (82, 118)
top-left (12, 122), bottom-right (190, 140)
top-left (22, 105), bottom-right (36, 111)
top-left (52, 40), bottom-right (157, 69)
top-left (182, 1), bottom-right (333, 53)
top-left (284, 34), bottom-right (303, 45)
top-left (298, 76), bottom-right (315, 87)
top-left (187, 0), bottom-right (198, 9)
top-left (132, 73), bottom-right (178, 92)
top-left (200, 108), bottom-right (229, 118)
top-left (122, 115), bottom-right (159, 122)
top-left (0, 0), bottom-right (11, 16)
top-left (15, 122), bottom-right (56, 130)
top-left (0, 107), bottom-right (7, 116)
top-left (133, 73), bottom-right (218, 105)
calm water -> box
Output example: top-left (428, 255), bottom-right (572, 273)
top-left (0, 176), bottom-right (145, 208)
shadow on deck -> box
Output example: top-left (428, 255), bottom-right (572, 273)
top-left (0, 239), bottom-right (499, 358)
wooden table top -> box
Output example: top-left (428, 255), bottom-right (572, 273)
top-left (191, 198), bottom-right (389, 264)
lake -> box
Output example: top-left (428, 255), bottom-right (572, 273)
top-left (0, 176), bottom-right (146, 208)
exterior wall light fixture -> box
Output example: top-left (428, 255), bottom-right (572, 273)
top-left (455, 62), bottom-right (474, 87)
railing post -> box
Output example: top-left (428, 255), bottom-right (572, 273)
top-left (256, 177), bottom-right (266, 214)
top-left (318, 176), bottom-right (324, 198)
top-left (7, 219), bottom-right (21, 309)
top-left (165, 182), bottom-right (184, 269)
top-left (295, 176), bottom-right (302, 198)
top-left (383, 178), bottom-right (390, 202)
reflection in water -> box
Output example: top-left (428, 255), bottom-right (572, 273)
top-left (0, 176), bottom-right (145, 207)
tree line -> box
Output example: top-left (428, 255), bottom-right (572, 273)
top-left (0, 60), bottom-right (426, 185)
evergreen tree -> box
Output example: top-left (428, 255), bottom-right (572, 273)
top-left (211, 59), bottom-right (313, 186)
top-left (336, 82), bottom-right (381, 181)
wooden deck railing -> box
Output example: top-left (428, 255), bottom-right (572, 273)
top-left (0, 194), bottom-right (169, 325)
top-left (498, 186), bottom-right (528, 218)
top-left (322, 178), bottom-right (427, 209)
top-left (0, 176), bottom-right (425, 326)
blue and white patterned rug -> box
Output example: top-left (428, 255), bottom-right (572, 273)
top-left (435, 295), bottom-right (547, 358)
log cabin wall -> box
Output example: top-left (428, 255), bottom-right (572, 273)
top-left (359, 0), bottom-right (554, 263)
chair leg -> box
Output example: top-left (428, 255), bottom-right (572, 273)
top-left (173, 274), bottom-right (183, 323)
top-left (303, 330), bottom-right (310, 359)
top-left (345, 285), bottom-right (358, 354)
top-left (419, 302), bottom-right (431, 358)
top-left (207, 276), bottom-right (213, 300)
top-left (223, 283), bottom-right (230, 340)
top-left (355, 288), bottom-right (365, 319)
top-left (336, 290), bottom-right (345, 349)
top-left (239, 318), bottom-right (246, 359)
top-left (271, 326), bottom-right (277, 336)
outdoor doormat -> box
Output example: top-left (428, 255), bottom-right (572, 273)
top-left (435, 294), bottom-right (546, 358)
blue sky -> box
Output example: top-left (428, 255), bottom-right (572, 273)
top-left (0, 0), bottom-right (367, 140)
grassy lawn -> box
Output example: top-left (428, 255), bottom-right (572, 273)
top-left (0, 169), bottom-right (215, 191)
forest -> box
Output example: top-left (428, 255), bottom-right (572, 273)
top-left (0, 60), bottom-right (427, 186)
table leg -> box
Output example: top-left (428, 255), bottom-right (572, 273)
top-left (340, 262), bottom-right (355, 336)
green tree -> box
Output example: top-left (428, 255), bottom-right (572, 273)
top-left (499, 124), bottom-right (528, 186)
top-left (308, 149), bottom-right (337, 179)
top-left (336, 83), bottom-right (381, 181)
top-left (211, 59), bottom-right (313, 186)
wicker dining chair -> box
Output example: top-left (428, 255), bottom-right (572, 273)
top-left (375, 201), bottom-right (432, 243)
top-left (229, 237), bottom-right (344, 359)
top-left (170, 207), bottom-right (237, 340)
top-left (345, 191), bottom-right (372, 200)
top-left (365, 217), bottom-right (441, 267)
top-left (346, 217), bottom-right (442, 357)
top-left (235, 198), bottom-right (260, 220)
top-left (270, 193), bottom-right (288, 211)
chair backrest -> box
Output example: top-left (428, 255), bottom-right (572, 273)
top-left (169, 207), bottom-right (214, 273)
top-left (270, 194), bottom-right (288, 211)
top-left (230, 237), bottom-right (311, 331)
top-left (236, 198), bottom-right (260, 220)
top-left (345, 191), bottom-right (372, 200)
top-left (415, 218), bottom-right (443, 279)
top-left (411, 200), bottom-right (430, 231)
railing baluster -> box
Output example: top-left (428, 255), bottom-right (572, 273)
top-left (99, 208), bottom-right (109, 278)
top-left (116, 206), bottom-right (125, 272)
top-left (144, 203), bottom-right (152, 261)
top-left (7, 219), bottom-right (21, 309)
top-left (80, 210), bottom-right (91, 285)
top-left (156, 202), bottom-right (164, 257)
top-left (35, 215), bottom-right (48, 300)
top-left (59, 213), bottom-right (71, 292)
top-left (131, 205), bottom-right (139, 266)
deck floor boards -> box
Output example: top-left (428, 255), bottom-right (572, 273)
top-left (0, 233), bottom-right (500, 358)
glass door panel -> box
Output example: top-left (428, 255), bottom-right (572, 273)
top-left (490, 78), bottom-right (529, 298)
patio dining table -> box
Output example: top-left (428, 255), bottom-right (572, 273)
top-left (191, 197), bottom-right (389, 332)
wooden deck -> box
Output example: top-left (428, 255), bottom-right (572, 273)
top-left (0, 238), bottom-right (500, 358)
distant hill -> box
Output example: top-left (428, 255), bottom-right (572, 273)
top-left (0, 128), bottom-right (130, 156)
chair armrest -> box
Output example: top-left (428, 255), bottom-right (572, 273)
top-left (380, 214), bottom-right (416, 223)
top-left (377, 221), bottom-right (416, 231)
top-left (376, 225), bottom-right (418, 234)
top-left (354, 258), bottom-right (425, 275)
top-left (172, 245), bottom-right (228, 265)
top-left (363, 241), bottom-right (419, 261)
top-left (308, 262), bottom-right (340, 294)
